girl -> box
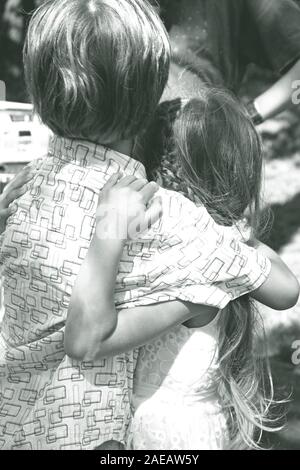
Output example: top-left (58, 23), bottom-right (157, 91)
top-left (66, 89), bottom-right (299, 449)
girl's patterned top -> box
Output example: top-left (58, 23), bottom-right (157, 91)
top-left (130, 314), bottom-right (229, 450)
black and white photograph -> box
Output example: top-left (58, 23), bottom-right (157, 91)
top-left (0, 0), bottom-right (300, 454)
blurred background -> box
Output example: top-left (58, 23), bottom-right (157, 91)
top-left (0, 0), bottom-right (300, 449)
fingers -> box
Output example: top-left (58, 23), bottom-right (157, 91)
top-left (0, 203), bottom-right (18, 235)
top-left (1, 184), bottom-right (29, 208)
top-left (139, 181), bottom-right (159, 205)
top-left (138, 196), bottom-right (162, 234)
top-left (0, 207), bottom-right (13, 219)
top-left (0, 164), bottom-right (34, 211)
top-left (114, 175), bottom-right (138, 188)
top-left (102, 172), bottom-right (123, 191)
top-left (0, 207), bottom-right (14, 234)
top-left (112, 175), bottom-right (159, 205)
top-left (128, 178), bottom-right (148, 191)
top-left (110, 175), bottom-right (158, 201)
top-left (5, 166), bottom-right (33, 193)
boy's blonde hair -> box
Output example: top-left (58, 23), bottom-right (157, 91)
top-left (23, 0), bottom-right (170, 143)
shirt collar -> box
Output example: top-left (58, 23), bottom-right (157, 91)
top-left (48, 135), bottom-right (147, 179)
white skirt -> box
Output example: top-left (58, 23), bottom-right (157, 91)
top-left (127, 391), bottom-right (229, 450)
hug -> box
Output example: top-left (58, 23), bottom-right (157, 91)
top-left (0, 0), bottom-right (299, 451)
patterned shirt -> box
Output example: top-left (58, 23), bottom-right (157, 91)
top-left (0, 136), bottom-right (270, 449)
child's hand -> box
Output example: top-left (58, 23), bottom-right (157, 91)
top-left (96, 173), bottom-right (162, 241)
top-left (0, 166), bottom-right (34, 234)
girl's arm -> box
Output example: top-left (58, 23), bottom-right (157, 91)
top-left (65, 175), bottom-right (299, 361)
top-left (66, 172), bottom-right (162, 338)
top-left (65, 290), bottom-right (215, 361)
top-left (65, 235), bottom-right (299, 361)
top-left (65, 173), bottom-right (217, 360)
top-left (65, 218), bottom-right (217, 361)
top-left (65, 236), bottom-right (299, 361)
top-left (248, 240), bottom-right (299, 310)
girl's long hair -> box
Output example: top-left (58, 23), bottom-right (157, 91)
top-left (138, 88), bottom-right (282, 449)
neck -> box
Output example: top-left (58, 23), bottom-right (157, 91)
top-left (107, 139), bottom-right (134, 158)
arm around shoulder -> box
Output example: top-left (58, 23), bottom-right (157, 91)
top-left (249, 240), bottom-right (300, 310)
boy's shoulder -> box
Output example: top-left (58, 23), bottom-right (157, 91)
top-left (154, 186), bottom-right (249, 244)
top-left (156, 186), bottom-right (210, 234)
top-left (158, 186), bottom-right (201, 213)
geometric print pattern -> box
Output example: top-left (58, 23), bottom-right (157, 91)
top-left (0, 136), bottom-right (270, 449)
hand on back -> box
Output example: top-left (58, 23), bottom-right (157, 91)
top-left (96, 173), bottom-right (162, 241)
top-left (0, 166), bottom-right (34, 234)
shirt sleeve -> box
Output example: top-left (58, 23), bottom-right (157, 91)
top-left (150, 191), bottom-right (271, 310)
top-left (242, 0), bottom-right (300, 74)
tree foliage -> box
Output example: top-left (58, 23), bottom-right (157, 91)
top-left (1, 0), bottom-right (300, 103)
top-left (0, 0), bottom-right (37, 102)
